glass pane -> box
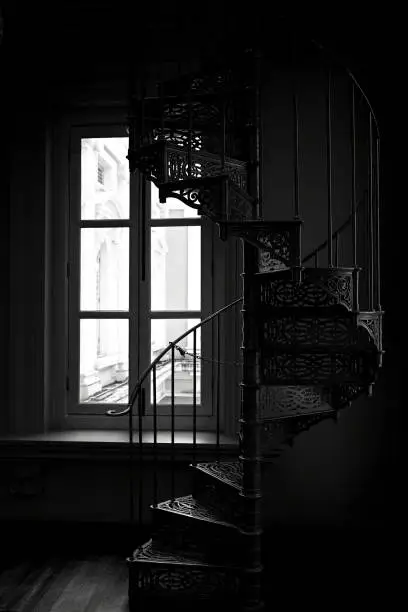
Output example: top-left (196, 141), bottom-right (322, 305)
top-left (80, 227), bottom-right (129, 311)
top-left (151, 183), bottom-right (199, 219)
top-left (80, 319), bottom-right (129, 404)
top-left (81, 137), bottom-right (129, 220)
top-left (151, 226), bottom-right (201, 311)
top-left (151, 319), bottom-right (201, 405)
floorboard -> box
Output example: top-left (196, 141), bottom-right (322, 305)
top-left (0, 555), bottom-right (128, 612)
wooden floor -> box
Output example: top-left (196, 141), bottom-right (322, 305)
top-left (0, 555), bottom-right (128, 612)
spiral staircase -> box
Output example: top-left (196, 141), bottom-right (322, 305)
top-left (116, 42), bottom-right (383, 611)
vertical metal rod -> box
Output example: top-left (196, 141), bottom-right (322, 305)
top-left (221, 97), bottom-right (226, 173)
top-left (193, 330), bottom-right (197, 464)
top-left (188, 87), bottom-right (192, 178)
top-left (254, 49), bottom-right (262, 218)
top-left (139, 73), bottom-right (145, 147)
top-left (160, 80), bottom-right (165, 139)
top-left (216, 315), bottom-right (221, 454)
top-left (326, 69), bottom-right (333, 267)
top-left (153, 368), bottom-right (157, 445)
top-left (376, 137), bottom-right (381, 309)
top-left (140, 176), bottom-right (146, 282)
top-left (153, 365), bottom-right (158, 507)
top-left (335, 233), bottom-right (339, 267)
top-left (138, 388), bottom-right (143, 526)
top-left (171, 345), bottom-right (175, 500)
top-left (292, 34), bottom-right (300, 219)
top-left (351, 84), bottom-right (357, 268)
top-left (368, 113), bottom-right (374, 310)
top-left (129, 397), bottom-right (134, 526)
top-left (159, 76), bottom-right (169, 185)
top-left (293, 91), bottom-right (300, 219)
top-left (138, 387), bottom-right (143, 445)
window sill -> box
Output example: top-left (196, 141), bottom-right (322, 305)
top-left (0, 430), bottom-right (239, 462)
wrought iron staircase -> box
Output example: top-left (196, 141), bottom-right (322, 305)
top-left (108, 40), bottom-right (383, 611)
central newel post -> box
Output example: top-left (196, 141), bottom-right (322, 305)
top-left (239, 46), bottom-right (265, 612)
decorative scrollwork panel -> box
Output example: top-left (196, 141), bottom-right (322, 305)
top-left (227, 182), bottom-right (254, 220)
top-left (257, 385), bottom-right (329, 418)
top-left (260, 351), bottom-right (365, 385)
top-left (260, 315), bottom-right (355, 348)
top-left (130, 540), bottom-right (239, 598)
top-left (166, 147), bottom-right (247, 189)
top-left (330, 383), bottom-right (365, 409)
top-left (260, 412), bottom-right (336, 456)
top-left (357, 312), bottom-right (382, 351)
top-left (257, 230), bottom-right (292, 272)
top-left (159, 178), bottom-right (225, 219)
top-left (127, 142), bottom-right (166, 182)
top-left (259, 271), bottom-right (353, 310)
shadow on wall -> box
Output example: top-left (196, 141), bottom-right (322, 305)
top-left (261, 366), bottom-right (399, 529)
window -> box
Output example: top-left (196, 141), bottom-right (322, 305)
top-left (67, 127), bottom-right (218, 428)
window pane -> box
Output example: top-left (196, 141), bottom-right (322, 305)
top-left (80, 227), bottom-right (129, 311)
top-left (81, 137), bottom-right (129, 220)
top-left (80, 319), bottom-right (129, 404)
top-left (151, 226), bottom-right (201, 311)
top-left (151, 183), bottom-right (199, 219)
top-left (151, 319), bottom-right (201, 405)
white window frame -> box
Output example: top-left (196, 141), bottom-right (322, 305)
top-left (64, 122), bottom-right (224, 431)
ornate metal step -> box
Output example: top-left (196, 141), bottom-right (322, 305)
top-left (260, 312), bottom-right (357, 350)
top-left (259, 348), bottom-right (375, 386)
top-left (239, 410), bottom-right (337, 460)
top-left (151, 495), bottom-right (241, 565)
top-left (128, 538), bottom-right (240, 609)
top-left (191, 462), bottom-right (245, 526)
top-left (257, 267), bottom-right (355, 311)
top-left (158, 57), bottom-right (250, 100)
top-left (258, 385), bottom-right (332, 419)
top-left (221, 219), bottom-right (302, 272)
top-left (357, 310), bottom-right (384, 354)
top-left (128, 139), bottom-right (248, 190)
top-left (193, 461), bottom-right (243, 491)
top-left (158, 174), bottom-right (255, 225)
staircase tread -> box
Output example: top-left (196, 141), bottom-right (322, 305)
top-left (256, 266), bottom-right (356, 277)
top-left (260, 406), bottom-right (337, 422)
top-left (193, 461), bottom-right (243, 491)
top-left (153, 494), bottom-right (239, 529)
top-left (135, 139), bottom-right (247, 167)
top-left (129, 538), bottom-right (233, 568)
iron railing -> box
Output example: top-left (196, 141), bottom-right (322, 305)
top-left (107, 296), bottom-right (242, 522)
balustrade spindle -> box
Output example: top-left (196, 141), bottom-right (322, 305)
top-left (351, 84), bottom-right (358, 311)
top-left (193, 330), bottom-right (197, 463)
top-left (292, 33), bottom-right (300, 220)
top-left (376, 137), bottom-right (381, 309)
top-left (138, 389), bottom-right (143, 525)
top-left (153, 365), bottom-right (158, 507)
top-left (221, 97), bottom-right (226, 174)
top-left (293, 91), bottom-right (300, 219)
top-left (159, 79), bottom-right (165, 143)
top-left (335, 233), bottom-right (339, 266)
top-left (188, 87), bottom-right (193, 179)
top-left (254, 49), bottom-right (262, 219)
top-left (369, 113), bottom-right (374, 310)
top-left (326, 69), bottom-right (333, 267)
top-left (171, 345), bottom-right (175, 501)
top-left (129, 389), bottom-right (134, 525)
top-left (216, 315), bottom-right (221, 455)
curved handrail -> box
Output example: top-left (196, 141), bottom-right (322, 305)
top-left (106, 296), bottom-right (243, 417)
top-left (302, 194), bottom-right (366, 264)
top-left (310, 38), bottom-right (380, 139)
